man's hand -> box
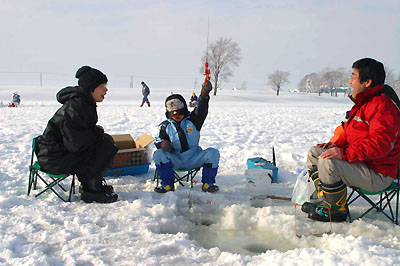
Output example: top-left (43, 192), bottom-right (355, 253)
top-left (161, 140), bottom-right (173, 152)
top-left (320, 147), bottom-right (342, 159)
top-left (201, 81), bottom-right (213, 96)
top-left (317, 142), bottom-right (337, 149)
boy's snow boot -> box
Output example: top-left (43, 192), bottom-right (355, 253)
top-left (302, 167), bottom-right (323, 213)
top-left (201, 165), bottom-right (219, 193)
top-left (308, 180), bottom-right (348, 222)
top-left (81, 177), bottom-right (118, 203)
top-left (202, 183), bottom-right (219, 193)
top-left (147, 102), bottom-right (150, 107)
top-left (154, 184), bottom-right (174, 193)
top-left (154, 162), bottom-right (175, 193)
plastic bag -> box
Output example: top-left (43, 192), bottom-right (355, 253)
top-left (291, 169), bottom-right (316, 205)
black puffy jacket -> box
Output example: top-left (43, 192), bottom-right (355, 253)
top-left (36, 86), bottom-right (118, 176)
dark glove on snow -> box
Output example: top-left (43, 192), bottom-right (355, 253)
top-left (201, 81), bottom-right (212, 96)
top-left (161, 140), bottom-right (173, 152)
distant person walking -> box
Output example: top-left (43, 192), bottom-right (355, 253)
top-left (140, 81), bottom-right (150, 107)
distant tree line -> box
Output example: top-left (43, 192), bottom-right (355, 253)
top-left (198, 38), bottom-right (400, 98)
top-left (298, 67), bottom-right (400, 96)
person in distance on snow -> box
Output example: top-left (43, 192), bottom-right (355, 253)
top-left (12, 92), bottom-right (21, 106)
top-left (302, 58), bottom-right (400, 222)
top-left (35, 66), bottom-right (119, 203)
top-left (153, 80), bottom-right (220, 193)
top-left (140, 81), bottom-right (150, 107)
top-left (8, 92), bottom-right (21, 107)
top-left (189, 92), bottom-right (198, 107)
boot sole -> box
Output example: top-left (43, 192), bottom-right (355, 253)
top-left (81, 192), bottom-right (118, 203)
top-left (308, 208), bottom-right (348, 222)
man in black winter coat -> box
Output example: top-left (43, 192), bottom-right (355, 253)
top-left (36, 66), bottom-right (118, 203)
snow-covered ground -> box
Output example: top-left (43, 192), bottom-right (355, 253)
top-left (1, 86), bottom-right (399, 265)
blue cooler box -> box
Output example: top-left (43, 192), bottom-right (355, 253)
top-left (105, 163), bottom-right (150, 177)
top-left (247, 157), bottom-right (278, 182)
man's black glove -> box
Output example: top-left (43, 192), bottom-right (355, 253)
top-left (201, 81), bottom-right (212, 96)
top-left (160, 140), bottom-right (173, 152)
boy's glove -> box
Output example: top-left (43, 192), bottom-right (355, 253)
top-left (201, 81), bottom-right (212, 96)
top-left (160, 140), bottom-right (173, 152)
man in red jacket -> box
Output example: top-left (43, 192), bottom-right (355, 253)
top-left (303, 58), bottom-right (400, 222)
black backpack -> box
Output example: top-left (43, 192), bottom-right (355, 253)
top-left (381, 85), bottom-right (400, 110)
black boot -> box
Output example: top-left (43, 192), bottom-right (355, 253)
top-left (101, 178), bottom-right (114, 194)
top-left (308, 180), bottom-right (348, 222)
top-left (81, 178), bottom-right (118, 203)
top-left (301, 167), bottom-right (322, 214)
top-left (79, 178), bottom-right (113, 195)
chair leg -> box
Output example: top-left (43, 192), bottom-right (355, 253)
top-left (34, 175), bottom-right (72, 202)
top-left (27, 168), bottom-right (35, 195)
top-left (33, 171), bottom-right (38, 190)
top-left (346, 204), bottom-right (352, 223)
top-left (72, 175), bottom-right (76, 195)
top-left (395, 186), bottom-right (399, 225)
top-left (174, 172), bottom-right (185, 187)
top-left (67, 175), bottom-right (75, 202)
top-left (154, 170), bottom-right (160, 187)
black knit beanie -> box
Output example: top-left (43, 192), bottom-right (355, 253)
top-left (75, 66), bottom-right (108, 92)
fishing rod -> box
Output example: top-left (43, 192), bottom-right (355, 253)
top-left (204, 17), bottom-right (210, 84)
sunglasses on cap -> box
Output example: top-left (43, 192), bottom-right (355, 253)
top-left (170, 108), bottom-right (183, 116)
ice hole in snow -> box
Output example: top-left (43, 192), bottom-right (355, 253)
top-left (187, 215), bottom-right (299, 255)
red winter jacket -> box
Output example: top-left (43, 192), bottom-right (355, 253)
top-left (335, 84), bottom-right (400, 179)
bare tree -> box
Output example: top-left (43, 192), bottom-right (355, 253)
top-left (319, 67), bottom-right (349, 96)
top-left (298, 72), bottom-right (319, 92)
top-left (267, 71), bottom-right (290, 96)
top-left (200, 37), bottom-right (241, 95)
top-left (394, 72), bottom-right (400, 96)
top-left (299, 68), bottom-right (350, 96)
top-left (337, 67), bottom-right (350, 87)
top-left (385, 67), bottom-right (396, 88)
top-left (323, 71), bottom-right (343, 96)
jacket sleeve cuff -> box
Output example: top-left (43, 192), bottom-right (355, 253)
top-left (341, 147), bottom-right (348, 160)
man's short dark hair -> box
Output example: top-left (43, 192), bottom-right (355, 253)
top-left (352, 58), bottom-right (386, 87)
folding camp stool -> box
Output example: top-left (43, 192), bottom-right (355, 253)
top-left (153, 167), bottom-right (201, 189)
top-left (347, 179), bottom-right (399, 225)
top-left (27, 137), bottom-right (76, 202)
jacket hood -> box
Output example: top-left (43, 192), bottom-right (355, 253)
top-left (56, 86), bottom-right (95, 105)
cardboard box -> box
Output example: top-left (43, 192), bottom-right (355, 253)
top-left (112, 134), bottom-right (136, 150)
top-left (112, 134), bottom-right (154, 169)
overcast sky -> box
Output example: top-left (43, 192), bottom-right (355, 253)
top-left (0, 0), bottom-right (399, 90)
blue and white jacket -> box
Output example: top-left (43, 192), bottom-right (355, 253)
top-left (155, 95), bottom-right (209, 159)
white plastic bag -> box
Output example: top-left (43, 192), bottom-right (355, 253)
top-left (291, 169), bottom-right (316, 205)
